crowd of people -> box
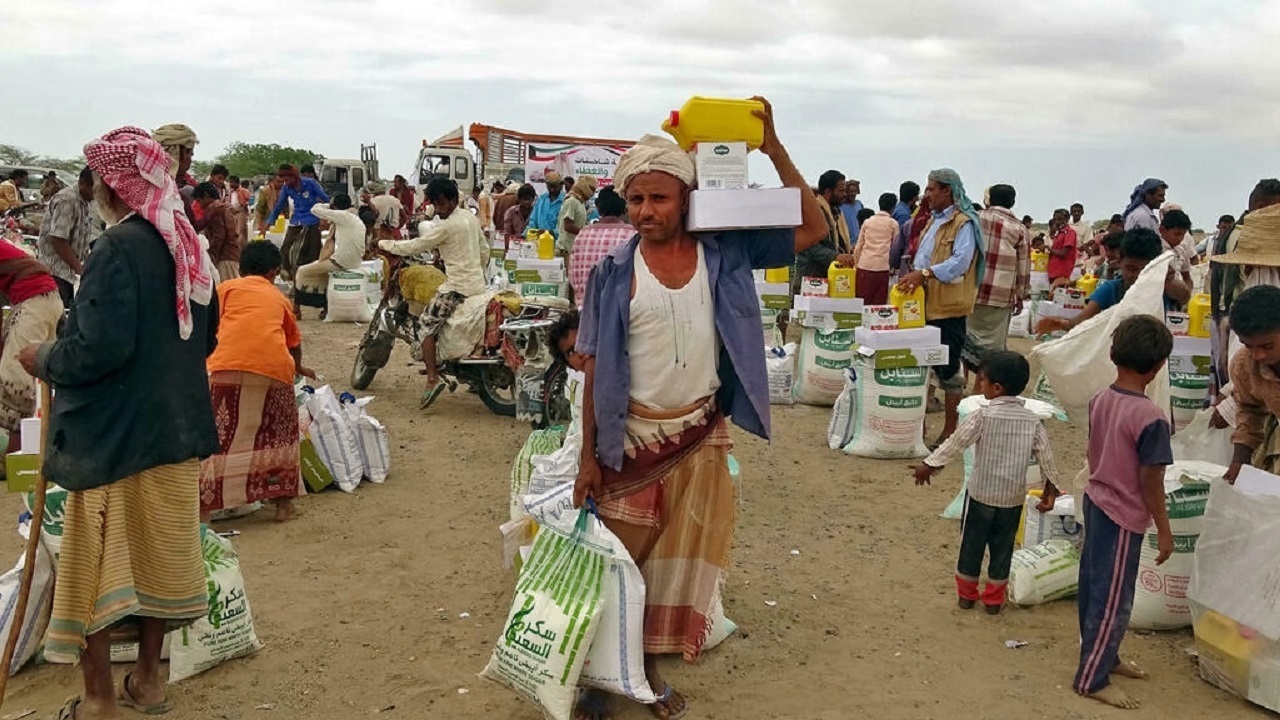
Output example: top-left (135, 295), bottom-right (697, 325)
top-left (0, 98), bottom-right (1277, 719)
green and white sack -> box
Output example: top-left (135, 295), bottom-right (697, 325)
top-left (842, 359), bottom-right (929, 459)
top-left (793, 328), bottom-right (854, 406)
top-left (24, 483), bottom-right (68, 568)
top-left (1009, 539), bottom-right (1080, 606)
top-left (168, 529), bottom-right (263, 683)
top-left (1130, 466), bottom-right (1213, 631)
top-left (1169, 372), bottom-right (1210, 434)
top-left (325, 269), bottom-right (373, 323)
top-left (510, 428), bottom-right (566, 522)
top-left (481, 505), bottom-right (606, 720)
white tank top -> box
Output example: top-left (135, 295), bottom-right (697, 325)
top-left (629, 243), bottom-right (721, 410)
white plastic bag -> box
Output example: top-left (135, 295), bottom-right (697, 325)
top-left (325, 269), bottom-right (373, 323)
top-left (168, 529), bottom-right (263, 683)
top-left (1021, 494), bottom-right (1082, 548)
top-left (827, 368), bottom-right (856, 450)
top-left (481, 502), bottom-right (606, 720)
top-left (1171, 408), bottom-right (1234, 466)
top-left (767, 343), bottom-right (797, 406)
top-left (344, 396), bottom-right (391, 484)
top-left (1008, 306), bottom-right (1031, 339)
top-left (2, 522), bottom-right (54, 675)
top-left (842, 359), bottom-right (929, 459)
top-left (793, 328), bottom-right (854, 406)
top-left (305, 386), bottom-right (363, 492)
top-left (1130, 466), bottom-right (1214, 631)
top-left (523, 485), bottom-right (656, 703)
top-left (1009, 539), bottom-right (1080, 606)
top-left (1190, 480), bottom-right (1280, 641)
top-left (1031, 254), bottom-right (1174, 417)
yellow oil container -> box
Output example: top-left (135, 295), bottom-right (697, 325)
top-left (1076, 274), bottom-right (1099, 296)
top-left (890, 285), bottom-right (926, 329)
top-left (1031, 249), bottom-right (1049, 273)
top-left (1194, 610), bottom-right (1254, 696)
top-left (661, 97), bottom-right (766, 151)
top-left (537, 231), bottom-right (556, 260)
top-left (270, 216), bottom-right (287, 234)
top-left (1189, 294), bottom-right (1212, 338)
top-left (764, 266), bottom-right (790, 284)
top-left (828, 262), bottom-right (856, 299)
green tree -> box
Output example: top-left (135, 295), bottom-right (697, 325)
top-left (0, 144), bottom-right (41, 165)
top-left (214, 142), bottom-right (320, 179)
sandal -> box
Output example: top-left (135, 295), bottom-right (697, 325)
top-left (648, 683), bottom-right (688, 720)
top-left (118, 671), bottom-right (172, 715)
top-left (419, 380), bottom-right (447, 410)
top-left (49, 697), bottom-right (82, 720)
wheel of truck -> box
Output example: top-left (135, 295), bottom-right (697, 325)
top-left (477, 364), bottom-right (517, 417)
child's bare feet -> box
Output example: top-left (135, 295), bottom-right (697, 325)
top-left (1087, 685), bottom-right (1140, 710)
top-left (1112, 658), bottom-right (1149, 680)
top-left (274, 498), bottom-right (296, 522)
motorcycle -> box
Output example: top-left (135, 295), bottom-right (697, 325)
top-left (350, 253), bottom-right (572, 426)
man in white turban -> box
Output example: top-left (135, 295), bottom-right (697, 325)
top-left (570, 97), bottom-right (826, 720)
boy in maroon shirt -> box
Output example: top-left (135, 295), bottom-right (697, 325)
top-left (1074, 315), bottom-right (1175, 709)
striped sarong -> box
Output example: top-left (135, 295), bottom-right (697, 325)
top-left (200, 370), bottom-right (301, 514)
top-left (596, 398), bottom-right (735, 662)
top-left (44, 460), bottom-right (208, 662)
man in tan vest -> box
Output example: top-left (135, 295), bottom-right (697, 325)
top-left (896, 167), bottom-right (985, 446)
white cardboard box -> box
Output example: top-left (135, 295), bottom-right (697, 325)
top-left (687, 188), bottom-right (802, 232)
top-left (862, 305), bottom-right (899, 330)
top-left (1168, 354), bottom-right (1211, 375)
top-left (514, 258), bottom-right (565, 283)
top-left (756, 282), bottom-right (791, 310)
top-left (1036, 301), bottom-right (1080, 320)
top-left (1053, 287), bottom-right (1088, 310)
top-left (1173, 335), bottom-right (1212, 357)
top-left (792, 295), bottom-right (864, 315)
top-left (854, 325), bottom-right (942, 351)
top-left (855, 344), bottom-right (950, 369)
top-left (693, 142), bottom-right (749, 191)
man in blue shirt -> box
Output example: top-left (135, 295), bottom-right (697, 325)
top-left (896, 169), bottom-right (984, 446)
top-left (839, 179), bottom-right (865, 243)
top-left (893, 180), bottom-right (921, 228)
top-left (526, 170), bottom-right (566, 239)
top-left (264, 163), bottom-right (331, 318)
top-left (573, 99), bottom-right (826, 720)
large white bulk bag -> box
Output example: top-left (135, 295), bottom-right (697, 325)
top-left (1009, 539), bottom-right (1080, 606)
top-left (793, 328), bottom-right (854, 406)
top-left (841, 359), bottom-right (928, 459)
top-left (1130, 466), bottom-right (1215, 631)
top-left (325, 269), bottom-right (373, 323)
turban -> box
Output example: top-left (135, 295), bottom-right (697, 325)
top-left (612, 135), bottom-right (696, 195)
top-left (85, 126), bottom-right (213, 340)
top-left (151, 123), bottom-right (199, 179)
top-left (571, 175), bottom-right (598, 200)
top-left (927, 167), bottom-right (986, 285)
top-left (543, 171), bottom-right (564, 184)
top-left (1123, 178), bottom-right (1167, 219)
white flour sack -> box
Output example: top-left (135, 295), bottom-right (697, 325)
top-left (842, 359), bottom-right (929, 459)
top-left (767, 343), bottom-right (797, 406)
top-left (1009, 539), bottom-right (1080, 606)
top-left (1130, 469), bottom-right (1213, 631)
top-left (522, 485), bottom-right (656, 703)
top-left (2, 521), bottom-right (54, 675)
top-left (168, 529), bottom-right (263, 683)
top-left (761, 309), bottom-right (783, 349)
top-left (343, 397), bottom-right (391, 484)
top-left (827, 369), bottom-right (857, 450)
top-left (305, 386), bottom-right (363, 492)
top-left (793, 328), bottom-right (854, 406)
top-left (325, 269), bottom-right (373, 323)
top-left (481, 503), bottom-right (607, 720)
top-left (1169, 372), bottom-right (1210, 433)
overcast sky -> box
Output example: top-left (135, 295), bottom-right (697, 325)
top-left (5, 0), bottom-right (1279, 224)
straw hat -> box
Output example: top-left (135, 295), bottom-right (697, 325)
top-left (1211, 205), bottom-right (1280, 267)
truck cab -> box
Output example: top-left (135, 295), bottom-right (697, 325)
top-left (316, 143), bottom-right (379, 200)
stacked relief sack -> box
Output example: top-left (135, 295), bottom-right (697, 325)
top-left (841, 361), bottom-right (929, 459)
top-left (767, 344), bottom-right (797, 406)
top-left (1129, 462), bottom-right (1216, 631)
top-left (1169, 371), bottom-right (1210, 433)
top-left (793, 328), bottom-right (854, 406)
top-left (168, 528), bottom-right (263, 682)
top-left (325, 268), bottom-right (373, 323)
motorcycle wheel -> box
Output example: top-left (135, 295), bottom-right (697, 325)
top-left (476, 364), bottom-right (517, 417)
top-left (351, 313), bottom-right (394, 390)
top-left (534, 362), bottom-right (571, 430)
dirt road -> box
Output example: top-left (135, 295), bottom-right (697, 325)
top-left (0, 324), bottom-right (1263, 719)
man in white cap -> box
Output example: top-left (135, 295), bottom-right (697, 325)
top-left (571, 97), bottom-right (825, 720)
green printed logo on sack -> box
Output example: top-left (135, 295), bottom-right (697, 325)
top-left (873, 367), bottom-right (927, 387)
top-left (814, 329), bottom-right (854, 352)
top-left (330, 270), bottom-right (364, 292)
top-left (880, 395), bottom-right (923, 409)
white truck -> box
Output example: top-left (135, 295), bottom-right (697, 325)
top-left (315, 143), bottom-right (380, 200)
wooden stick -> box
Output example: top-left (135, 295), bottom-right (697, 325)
top-left (0, 381), bottom-right (51, 704)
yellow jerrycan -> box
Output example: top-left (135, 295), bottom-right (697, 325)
top-left (890, 284), bottom-right (926, 328)
top-left (764, 266), bottom-right (790, 284)
top-left (1076, 273), bottom-right (1099, 296)
top-left (827, 262), bottom-right (857, 299)
top-left (536, 231), bottom-right (556, 260)
top-left (661, 97), bottom-right (766, 151)
top-left (1188, 294), bottom-right (1212, 338)
top-left (1031, 249), bottom-right (1049, 273)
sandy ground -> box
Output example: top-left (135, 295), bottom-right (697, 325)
top-left (0, 324), bottom-right (1267, 720)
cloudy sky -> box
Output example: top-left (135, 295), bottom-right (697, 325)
top-left (6, 0), bottom-right (1279, 224)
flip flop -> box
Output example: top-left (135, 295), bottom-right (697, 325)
top-left (118, 671), bottom-right (172, 715)
top-left (49, 697), bottom-right (82, 720)
top-left (648, 683), bottom-right (688, 720)
top-left (575, 688), bottom-right (611, 720)
top-left (419, 380), bottom-right (447, 410)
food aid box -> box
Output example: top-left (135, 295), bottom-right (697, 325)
top-left (1170, 335), bottom-right (1212, 374)
top-left (694, 142), bottom-right (749, 191)
top-left (855, 344), bottom-right (950, 370)
top-left (756, 282), bottom-right (791, 311)
top-left (862, 305), bottom-right (899, 330)
top-left (520, 282), bottom-right (569, 300)
top-left (1030, 271), bottom-right (1050, 293)
top-left (1035, 301), bottom-right (1079, 320)
top-left (299, 436), bottom-right (335, 493)
top-left (1167, 312), bottom-right (1191, 336)
top-left (1052, 287), bottom-right (1088, 310)
top-left (800, 277), bottom-right (828, 296)
top-left (853, 325), bottom-right (942, 351)
top-left (514, 258), bottom-right (565, 283)
top-left (1169, 355), bottom-right (1212, 375)
top-left (5, 453), bottom-right (40, 493)
top-left (794, 311), bottom-right (860, 331)
top-left (793, 296), bottom-right (863, 315)
top-left (687, 188), bottom-right (802, 232)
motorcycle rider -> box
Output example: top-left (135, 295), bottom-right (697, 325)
top-left (378, 177), bottom-right (488, 409)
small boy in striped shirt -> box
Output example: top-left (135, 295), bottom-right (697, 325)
top-left (913, 350), bottom-right (1061, 614)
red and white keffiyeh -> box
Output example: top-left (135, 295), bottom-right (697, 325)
top-left (84, 126), bottom-right (213, 340)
